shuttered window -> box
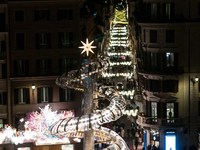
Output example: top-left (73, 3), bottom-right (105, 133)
top-left (14, 88), bottom-right (30, 104)
top-left (37, 87), bottom-right (52, 103)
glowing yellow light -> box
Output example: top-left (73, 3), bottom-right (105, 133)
top-left (78, 38), bottom-right (96, 56)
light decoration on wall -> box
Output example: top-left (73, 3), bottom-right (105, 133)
top-left (78, 38), bottom-right (96, 56)
top-left (118, 90), bottom-right (135, 96)
top-left (109, 61), bottom-right (131, 66)
top-left (102, 72), bottom-right (133, 78)
top-left (0, 105), bottom-right (75, 145)
top-left (123, 109), bottom-right (138, 116)
top-left (107, 51), bottom-right (130, 56)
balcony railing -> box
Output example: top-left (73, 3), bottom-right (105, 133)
top-left (137, 115), bottom-right (185, 128)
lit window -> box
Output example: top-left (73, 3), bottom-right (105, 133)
top-left (60, 87), bottom-right (75, 102)
top-left (163, 3), bottom-right (174, 20)
top-left (36, 33), bottom-right (51, 49)
top-left (166, 103), bottom-right (174, 118)
top-left (39, 33), bottom-right (47, 48)
top-left (15, 88), bottom-right (30, 104)
top-left (37, 87), bottom-right (52, 103)
top-left (166, 52), bottom-right (174, 67)
top-left (151, 3), bottom-right (157, 20)
top-left (151, 102), bottom-right (157, 118)
top-left (58, 32), bottom-right (73, 48)
top-left (0, 119), bottom-right (3, 129)
top-left (166, 3), bottom-right (171, 20)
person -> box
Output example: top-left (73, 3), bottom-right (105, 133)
top-left (106, 124), bottom-right (110, 129)
top-left (135, 138), bottom-right (139, 150)
top-left (126, 142), bottom-right (129, 149)
top-left (121, 123), bottom-right (125, 129)
top-left (131, 127), bottom-right (135, 137)
top-left (127, 127), bottom-right (130, 137)
top-left (121, 127), bottom-right (125, 138)
top-left (169, 111), bottom-right (172, 118)
top-left (139, 131), bottom-right (142, 143)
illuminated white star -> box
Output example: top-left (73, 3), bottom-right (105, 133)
top-left (78, 38), bottom-right (96, 56)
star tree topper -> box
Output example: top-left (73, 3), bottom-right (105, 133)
top-left (78, 38), bottom-right (96, 56)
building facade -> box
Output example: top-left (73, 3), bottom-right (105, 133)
top-left (0, 0), bottom-right (9, 129)
top-left (131, 0), bottom-right (200, 149)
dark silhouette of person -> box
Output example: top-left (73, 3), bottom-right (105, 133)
top-left (169, 111), bottom-right (172, 118)
top-left (135, 138), bottom-right (139, 150)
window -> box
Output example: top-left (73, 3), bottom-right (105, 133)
top-left (35, 10), bottom-right (50, 21)
top-left (163, 3), bottom-right (174, 20)
top-left (150, 30), bottom-right (157, 43)
top-left (151, 102), bottom-right (157, 118)
top-left (0, 64), bottom-right (6, 79)
top-left (16, 33), bottom-right (25, 50)
top-left (59, 58), bottom-right (74, 74)
top-left (57, 9), bottom-right (73, 20)
top-left (0, 119), bottom-right (3, 129)
top-left (37, 87), bottom-right (52, 103)
top-left (198, 101), bottom-right (200, 116)
top-left (150, 80), bottom-right (160, 92)
top-left (163, 80), bottom-right (178, 93)
top-left (198, 3), bottom-right (200, 16)
top-left (151, 4), bottom-right (157, 20)
top-left (15, 10), bottom-right (24, 22)
top-left (0, 13), bottom-right (5, 32)
top-left (0, 41), bottom-right (5, 52)
top-left (143, 29), bottom-right (146, 42)
top-left (166, 103), bottom-right (174, 118)
top-left (166, 52), bottom-right (174, 67)
top-left (36, 59), bottom-right (51, 75)
top-left (36, 33), bottom-right (51, 49)
top-left (59, 87), bottom-right (75, 102)
top-left (0, 92), bottom-right (7, 105)
top-left (151, 53), bottom-right (157, 68)
top-left (13, 60), bottom-right (29, 76)
top-left (166, 30), bottom-right (175, 43)
top-left (14, 88), bottom-right (30, 104)
top-left (58, 32), bottom-right (73, 48)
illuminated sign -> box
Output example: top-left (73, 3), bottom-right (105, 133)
top-left (165, 135), bottom-right (176, 150)
top-left (62, 144), bottom-right (74, 150)
top-left (17, 148), bottom-right (30, 150)
top-left (165, 130), bottom-right (176, 135)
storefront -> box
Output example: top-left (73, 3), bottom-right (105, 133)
top-left (165, 130), bottom-right (176, 150)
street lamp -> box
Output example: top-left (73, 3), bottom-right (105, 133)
top-left (32, 84), bottom-right (35, 90)
top-left (191, 76), bottom-right (198, 86)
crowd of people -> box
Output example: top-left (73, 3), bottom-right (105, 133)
top-left (102, 122), bottom-right (144, 150)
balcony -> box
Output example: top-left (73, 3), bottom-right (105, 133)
top-left (136, 115), bottom-right (185, 128)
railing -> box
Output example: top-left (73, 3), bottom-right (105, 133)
top-left (137, 115), bottom-right (185, 127)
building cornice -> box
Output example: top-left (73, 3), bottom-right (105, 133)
top-left (10, 76), bottom-right (58, 81)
